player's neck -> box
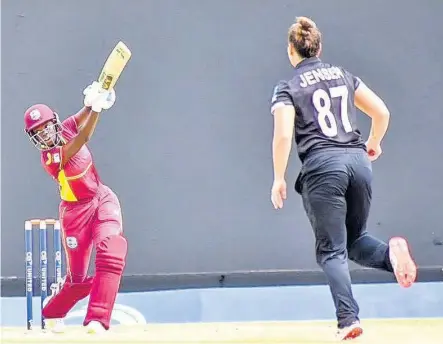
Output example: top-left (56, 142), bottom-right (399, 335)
top-left (294, 56), bottom-right (320, 68)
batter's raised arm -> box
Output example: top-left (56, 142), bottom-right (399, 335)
top-left (61, 82), bottom-right (116, 167)
top-left (71, 106), bottom-right (92, 130)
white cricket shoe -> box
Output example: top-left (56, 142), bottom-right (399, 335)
top-left (85, 320), bottom-right (106, 334)
top-left (44, 318), bottom-right (65, 334)
top-left (336, 321), bottom-right (363, 341)
top-left (42, 278), bottom-right (66, 333)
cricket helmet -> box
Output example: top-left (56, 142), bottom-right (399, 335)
top-left (24, 104), bottom-right (63, 150)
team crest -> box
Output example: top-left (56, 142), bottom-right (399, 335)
top-left (30, 109), bottom-right (41, 120)
top-left (66, 237), bottom-right (78, 249)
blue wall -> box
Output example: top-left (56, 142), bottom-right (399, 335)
top-left (1, 283), bottom-right (442, 327)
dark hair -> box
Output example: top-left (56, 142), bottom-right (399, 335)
top-left (288, 16), bottom-right (322, 58)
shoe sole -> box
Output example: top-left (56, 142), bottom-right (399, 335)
top-left (340, 326), bottom-right (363, 341)
top-left (389, 237), bottom-right (417, 288)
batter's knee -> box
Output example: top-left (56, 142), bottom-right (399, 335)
top-left (95, 235), bottom-right (128, 274)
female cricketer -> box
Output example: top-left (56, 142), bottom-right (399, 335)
top-left (270, 16), bottom-right (417, 340)
top-left (23, 82), bottom-right (127, 334)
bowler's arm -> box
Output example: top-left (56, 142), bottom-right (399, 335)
top-left (270, 81), bottom-right (296, 181)
top-left (354, 81), bottom-right (390, 144)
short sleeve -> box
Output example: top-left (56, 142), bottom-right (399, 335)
top-left (343, 68), bottom-right (363, 91)
top-left (353, 75), bottom-right (362, 90)
top-left (41, 146), bottom-right (63, 178)
top-left (62, 115), bottom-right (79, 135)
top-left (270, 80), bottom-right (294, 115)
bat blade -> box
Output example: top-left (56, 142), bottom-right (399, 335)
top-left (98, 41), bottom-right (132, 91)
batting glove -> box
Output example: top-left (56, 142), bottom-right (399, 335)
top-left (83, 81), bottom-right (100, 107)
top-left (83, 81), bottom-right (116, 112)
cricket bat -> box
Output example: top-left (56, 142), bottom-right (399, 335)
top-left (98, 41), bottom-right (132, 91)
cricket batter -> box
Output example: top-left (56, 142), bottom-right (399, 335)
top-left (23, 82), bottom-right (127, 333)
top-left (270, 17), bottom-right (417, 340)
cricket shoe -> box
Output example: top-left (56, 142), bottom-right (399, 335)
top-left (336, 321), bottom-right (363, 341)
top-left (42, 278), bottom-right (66, 333)
top-left (44, 318), bottom-right (65, 334)
top-left (389, 237), bottom-right (417, 288)
top-left (85, 320), bottom-right (107, 334)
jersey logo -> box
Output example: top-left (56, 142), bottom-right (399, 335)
top-left (30, 109), bottom-right (41, 120)
top-left (45, 152), bottom-right (60, 165)
top-left (45, 153), bottom-right (52, 165)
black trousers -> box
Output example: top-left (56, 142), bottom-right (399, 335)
top-left (296, 148), bottom-right (393, 328)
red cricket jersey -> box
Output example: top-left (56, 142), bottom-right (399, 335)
top-left (41, 115), bottom-right (101, 202)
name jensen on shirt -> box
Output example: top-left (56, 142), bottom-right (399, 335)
top-left (300, 67), bottom-right (344, 88)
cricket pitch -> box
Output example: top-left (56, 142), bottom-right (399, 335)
top-left (1, 318), bottom-right (442, 343)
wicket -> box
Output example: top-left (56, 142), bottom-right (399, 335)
top-left (24, 219), bottom-right (62, 330)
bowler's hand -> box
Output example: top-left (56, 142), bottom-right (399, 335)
top-left (365, 138), bottom-right (382, 162)
top-left (271, 179), bottom-right (287, 209)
